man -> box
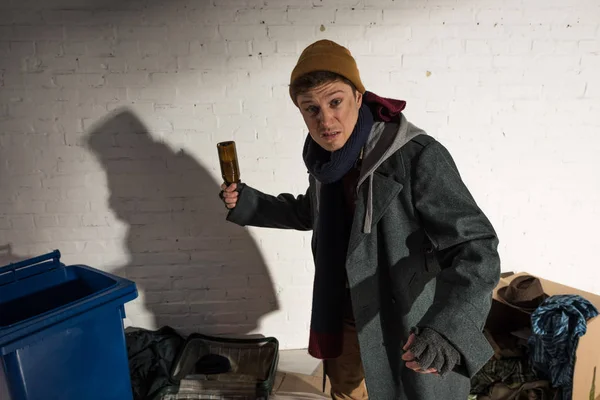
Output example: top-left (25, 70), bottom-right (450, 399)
top-left (220, 40), bottom-right (500, 400)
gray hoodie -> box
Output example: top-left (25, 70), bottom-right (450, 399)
top-left (313, 113), bottom-right (427, 234)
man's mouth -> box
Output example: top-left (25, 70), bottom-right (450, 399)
top-left (321, 131), bottom-right (340, 139)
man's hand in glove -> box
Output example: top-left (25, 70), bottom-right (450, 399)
top-left (401, 327), bottom-right (461, 376)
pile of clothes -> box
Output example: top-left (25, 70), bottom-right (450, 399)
top-left (468, 275), bottom-right (598, 400)
top-left (125, 326), bottom-right (185, 400)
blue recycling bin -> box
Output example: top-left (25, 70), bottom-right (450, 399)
top-left (0, 250), bottom-right (138, 400)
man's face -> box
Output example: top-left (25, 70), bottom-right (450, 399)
top-left (296, 80), bottom-right (362, 152)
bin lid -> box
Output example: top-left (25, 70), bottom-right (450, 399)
top-left (0, 250), bottom-right (137, 353)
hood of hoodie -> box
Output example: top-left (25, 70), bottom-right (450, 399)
top-left (311, 113), bottom-right (425, 234)
top-left (356, 113), bottom-right (426, 233)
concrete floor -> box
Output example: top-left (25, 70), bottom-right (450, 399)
top-left (277, 349), bottom-right (322, 376)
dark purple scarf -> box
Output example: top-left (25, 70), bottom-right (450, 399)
top-left (302, 92), bottom-right (406, 359)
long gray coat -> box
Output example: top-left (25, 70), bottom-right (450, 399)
top-left (226, 115), bottom-right (501, 400)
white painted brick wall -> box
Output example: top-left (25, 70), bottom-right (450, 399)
top-left (0, 0), bottom-right (599, 350)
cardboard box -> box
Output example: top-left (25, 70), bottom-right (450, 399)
top-left (488, 272), bottom-right (600, 400)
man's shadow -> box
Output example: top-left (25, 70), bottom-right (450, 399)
top-left (85, 108), bottom-right (279, 336)
top-left (0, 244), bottom-right (29, 267)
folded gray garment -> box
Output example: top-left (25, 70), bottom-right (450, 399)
top-left (407, 327), bottom-right (461, 376)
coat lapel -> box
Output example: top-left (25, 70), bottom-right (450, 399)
top-left (347, 172), bottom-right (403, 256)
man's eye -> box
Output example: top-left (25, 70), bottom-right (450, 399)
top-left (331, 99), bottom-right (342, 107)
top-left (306, 106), bottom-right (319, 114)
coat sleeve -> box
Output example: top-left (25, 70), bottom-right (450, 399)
top-left (411, 140), bottom-right (500, 378)
top-left (226, 183), bottom-right (313, 231)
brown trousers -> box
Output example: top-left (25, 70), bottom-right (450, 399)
top-left (323, 291), bottom-right (369, 400)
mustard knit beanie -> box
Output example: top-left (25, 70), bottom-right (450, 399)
top-left (289, 40), bottom-right (365, 105)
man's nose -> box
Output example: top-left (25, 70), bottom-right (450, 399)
top-left (319, 109), bottom-right (335, 129)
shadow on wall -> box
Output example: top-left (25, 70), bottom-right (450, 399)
top-left (85, 108), bottom-right (279, 337)
top-left (0, 244), bottom-right (29, 267)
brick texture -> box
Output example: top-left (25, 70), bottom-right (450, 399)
top-left (0, 0), bottom-right (599, 350)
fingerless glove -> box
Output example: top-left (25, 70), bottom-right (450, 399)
top-left (407, 327), bottom-right (461, 376)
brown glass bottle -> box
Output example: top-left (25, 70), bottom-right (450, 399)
top-left (217, 141), bottom-right (241, 185)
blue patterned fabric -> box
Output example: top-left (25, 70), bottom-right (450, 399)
top-left (528, 294), bottom-right (599, 400)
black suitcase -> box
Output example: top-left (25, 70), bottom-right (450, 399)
top-left (153, 333), bottom-right (279, 400)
